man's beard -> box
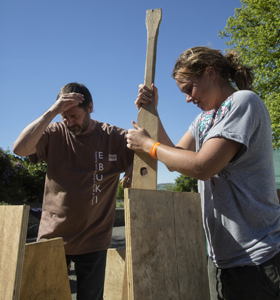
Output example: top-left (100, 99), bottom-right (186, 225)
top-left (68, 125), bottom-right (85, 136)
top-left (68, 115), bottom-right (91, 136)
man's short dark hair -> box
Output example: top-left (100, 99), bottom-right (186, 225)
top-left (57, 82), bottom-right (93, 110)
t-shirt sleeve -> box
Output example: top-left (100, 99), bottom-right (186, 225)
top-left (204, 91), bottom-right (265, 151)
top-left (189, 114), bottom-right (201, 140)
top-left (28, 125), bottom-right (52, 163)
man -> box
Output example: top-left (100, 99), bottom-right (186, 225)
top-left (13, 82), bottom-right (134, 300)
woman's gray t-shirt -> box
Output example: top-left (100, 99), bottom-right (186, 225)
top-left (189, 90), bottom-right (280, 268)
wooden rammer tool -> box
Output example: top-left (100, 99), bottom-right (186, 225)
top-left (132, 8), bottom-right (162, 190)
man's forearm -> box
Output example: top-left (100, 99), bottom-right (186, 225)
top-left (13, 109), bottom-right (57, 157)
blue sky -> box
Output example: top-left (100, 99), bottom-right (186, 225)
top-left (0, 0), bottom-right (241, 184)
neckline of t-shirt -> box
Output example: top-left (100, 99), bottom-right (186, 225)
top-left (63, 120), bottom-right (99, 139)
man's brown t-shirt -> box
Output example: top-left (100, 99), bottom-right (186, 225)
top-left (30, 121), bottom-right (133, 255)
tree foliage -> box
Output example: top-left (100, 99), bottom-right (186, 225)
top-left (0, 148), bottom-right (46, 203)
top-left (173, 175), bottom-right (198, 193)
top-left (219, 0), bottom-right (280, 148)
top-left (116, 180), bottom-right (124, 200)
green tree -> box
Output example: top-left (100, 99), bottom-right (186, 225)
top-left (0, 148), bottom-right (24, 202)
top-left (165, 183), bottom-right (174, 191)
top-left (219, 0), bottom-right (280, 148)
top-left (173, 174), bottom-right (198, 193)
top-left (21, 157), bottom-right (47, 202)
top-left (116, 180), bottom-right (124, 200)
top-left (0, 148), bottom-right (47, 203)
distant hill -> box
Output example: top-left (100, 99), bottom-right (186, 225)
top-left (157, 183), bottom-right (175, 191)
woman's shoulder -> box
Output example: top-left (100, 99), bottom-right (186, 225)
top-left (232, 90), bottom-right (262, 103)
top-left (232, 90), bottom-right (266, 110)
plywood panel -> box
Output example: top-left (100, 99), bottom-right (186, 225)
top-left (0, 205), bottom-right (29, 300)
top-left (19, 238), bottom-right (71, 300)
top-left (173, 192), bottom-right (209, 299)
top-left (125, 189), bottom-right (210, 300)
top-left (104, 248), bottom-right (127, 300)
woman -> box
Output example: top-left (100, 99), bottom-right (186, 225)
top-left (127, 46), bottom-right (280, 300)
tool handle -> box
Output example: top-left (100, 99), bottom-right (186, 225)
top-left (132, 9), bottom-right (162, 190)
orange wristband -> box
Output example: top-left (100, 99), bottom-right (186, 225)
top-left (150, 142), bottom-right (161, 159)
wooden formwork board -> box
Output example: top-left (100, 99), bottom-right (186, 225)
top-left (0, 205), bottom-right (71, 300)
top-left (19, 238), bottom-right (71, 300)
top-left (125, 188), bottom-right (210, 300)
top-left (104, 248), bottom-right (127, 300)
top-left (0, 205), bottom-right (29, 300)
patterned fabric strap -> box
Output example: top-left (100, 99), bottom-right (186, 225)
top-left (199, 96), bottom-right (232, 148)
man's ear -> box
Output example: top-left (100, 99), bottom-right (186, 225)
top-left (88, 102), bottom-right (93, 113)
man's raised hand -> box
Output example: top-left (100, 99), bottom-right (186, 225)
top-left (50, 92), bottom-right (84, 115)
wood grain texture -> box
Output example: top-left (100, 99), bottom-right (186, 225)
top-left (104, 249), bottom-right (127, 300)
top-left (0, 205), bottom-right (29, 300)
top-left (19, 238), bottom-right (71, 300)
top-left (132, 9), bottom-right (162, 190)
top-left (173, 192), bottom-right (210, 298)
top-left (125, 189), bottom-right (210, 300)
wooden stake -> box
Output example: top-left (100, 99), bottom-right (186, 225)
top-left (132, 9), bottom-right (162, 190)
